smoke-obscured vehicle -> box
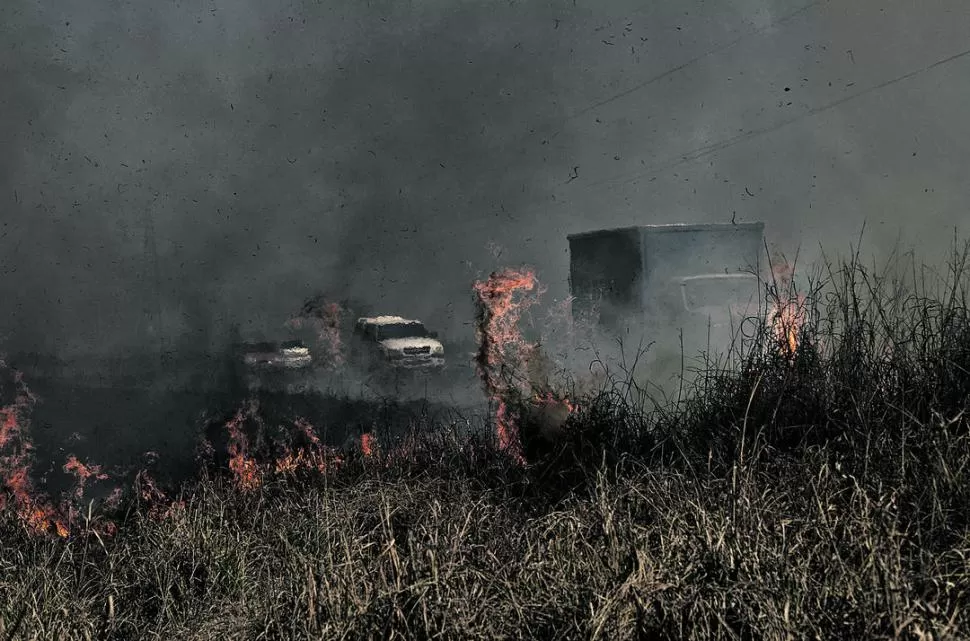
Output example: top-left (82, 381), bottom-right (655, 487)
top-left (241, 340), bottom-right (312, 369)
top-left (351, 316), bottom-right (446, 372)
top-left (568, 222), bottom-right (765, 371)
top-left (234, 337), bottom-right (314, 392)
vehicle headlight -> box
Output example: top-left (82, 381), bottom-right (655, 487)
top-left (432, 345), bottom-right (444, 355)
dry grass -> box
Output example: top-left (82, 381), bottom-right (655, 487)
top-left (1, 451), bottom-right (967, 640)
top-left (2, 242), bottom-right (970, 640)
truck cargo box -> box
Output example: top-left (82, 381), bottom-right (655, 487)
top-left (568, 222), bottom-right (765, 360)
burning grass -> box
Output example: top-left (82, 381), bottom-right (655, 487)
top-left (2, 243), bottom-right (970, 639)
top-left (473, 267), bottom-right (580, 464)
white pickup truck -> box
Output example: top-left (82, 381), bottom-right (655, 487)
top-left (351, 316), bottom-right (446, 371)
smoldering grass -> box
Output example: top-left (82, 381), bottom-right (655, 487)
top-left (3, 243), bottom-right (970, 639)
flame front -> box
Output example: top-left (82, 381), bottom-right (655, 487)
top-left (136, 470), bottom-right (185, 522)
top-left (4, 268), bottom-right (588, 537)
top-left (0, 359), bottom-right (186, 537)
top-left (2, 361), bottom-right (357, 538)
top-left (0, 365), bottom-right (69, 537)
top-left (275, 417), bottom-right (344, 475)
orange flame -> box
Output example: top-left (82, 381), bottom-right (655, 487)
top-left (211, 401), bottom-right (355, 487)
top-left (0, 360), bottom-right (173, 537)
top-left (0, 364), bottom-right (70, 537)
top-left (534, 390), bottom-right (578, 415)
top-left (274, 418), bottom-right (343, 475)
top-left (63, 455), bottom-right (110, 500)
top-left (770, 261), bottom-right (806, 358)
top-left (224, 401), bottom-right (263, 492)
top-left (136, 470), bottom-right (185, 521)
top-left (774, 295), bottom-right (806, 355)
top-left (1, 360), bottom-right (350, 538)
top-left (473, 268), bottom-right (544, 462)
top-left (360, 432), bottom-right (376, 457)
top-left (472, 268), bottom-right (579, 462)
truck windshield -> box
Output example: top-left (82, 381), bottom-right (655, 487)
top-left (680, 275), bottom-right (759, 312)
top-left (376, 323), bottom-right (430, 340)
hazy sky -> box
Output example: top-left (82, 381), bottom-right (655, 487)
top-left (2, 0), bottom-right (969, 355)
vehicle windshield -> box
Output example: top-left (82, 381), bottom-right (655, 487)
top-left (680, 275), bottom-right (759, 312)
top-left (376, 322), bottom-right (430, 340)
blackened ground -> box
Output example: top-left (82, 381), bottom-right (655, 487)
top-left (24, 378), bottom-right (223, 496)
top-left (202, 388), bottom-right (487, 470)
top-left (306, 356), bottom-right (486, 407)
top-left (18, 354), bottom-right (490, 491)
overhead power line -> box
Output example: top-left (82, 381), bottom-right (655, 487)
top-left (420, 42), bottom-right (970, 243)
top-left (545, 0), bottom-right (826, 138)
top-left (304, 1), bottom-right (824, 221)
top-left (300, 40), bottom-right (970, 251)
top-left (576, 44), bottom-right (970, 192)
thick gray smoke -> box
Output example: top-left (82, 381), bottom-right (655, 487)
top-left (2, 0), bottom-right (969, 362)
top-left (0, 0), bottom-right (575, 358)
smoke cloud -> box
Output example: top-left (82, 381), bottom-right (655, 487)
top-left (2, 0), bottom-right (969, 361)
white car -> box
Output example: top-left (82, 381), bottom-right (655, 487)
top-left (278, 340), bottom-right (314, 368)
top-left (241, 340), bottom-right (313, 369)
top-left (236, 338), bottom-right (314, 393)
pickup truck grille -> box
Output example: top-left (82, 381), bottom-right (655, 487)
top-left (403, 346), bottom-right (431, 355)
